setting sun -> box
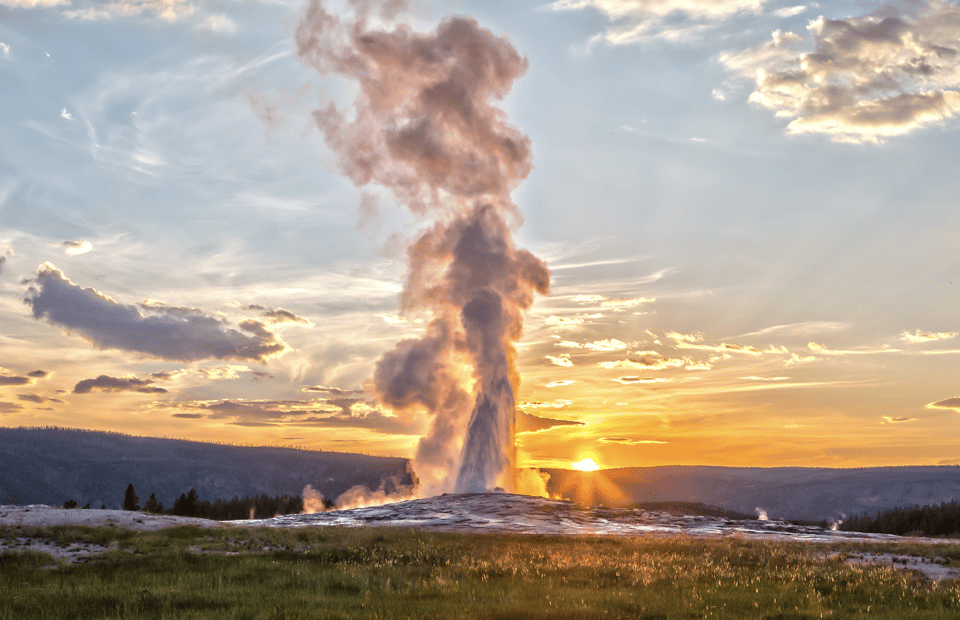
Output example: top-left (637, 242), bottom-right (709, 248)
top-left (571, 458), bottom-right (600, 471)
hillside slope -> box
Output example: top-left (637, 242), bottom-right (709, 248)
top-left (0, 427), bottom-right (411, 509)
top-left (545, 466), bottom-right (960, 522)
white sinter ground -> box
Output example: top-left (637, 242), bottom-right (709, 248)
top-left (2, 493), bottom-right (958, 580)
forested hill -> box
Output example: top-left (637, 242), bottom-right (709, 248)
top-left (0, 427), bottom-right (411, 509)
top-left (545, 465), bottom-right (960, 522)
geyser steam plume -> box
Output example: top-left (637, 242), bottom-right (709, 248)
top-left (296, 0), bottom-right (549, 496)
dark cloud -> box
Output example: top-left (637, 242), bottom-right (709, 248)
top-left (167, 397), bottom-right (419, 434)
top-left (18, 393), bottom-right (54, 404)
top-left (516, 410), bottom-right (584, 433)
top-left (242, 304), bottom-right (310, 325)
top-left (928, 397), bottom-right (960, 410)
top-left (0, 375), bottom-right (30, 386)
top-left (73, 375), bottom-right (169, 394)
top-left (613, 376), bottom-right (669, 384)
top-left (24, 264), bottom-right (286, 362)
top-left (27, 370), bottom-right (50, 378)
top-left (264, 308), bottom-right (310, 324)
top-left (0, 255), bottom-right (5, 276)
top-left (149, 370), bottom-right (182, 381)
top-left (302, 385), bottom-right (364, 395)
top-left (0, 402), bottom-right (23, 414)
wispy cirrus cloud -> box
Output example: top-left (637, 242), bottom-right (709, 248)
top-left (64, 0), bottom-right (195, 22)
top-left (612, 376), bottom-right (671, 384)
top-left (516, 410), bottom-right (585, 433)
top-left (901, 329), bottom-right (958, 343)
top-left (599, 436), bottom-right (667, 445)
top-left (24, 263), bottom-right (286, 363)
top-left (599, 352), bottom-right (685, 370)
top-left (163, 398), bottom-right (419, 434)
top-left (547, 0), bottom-right (769, 45)
top-left (720, 0), bottom-right (960, 143)
top-left (0, 0), bottom-right (69, 7)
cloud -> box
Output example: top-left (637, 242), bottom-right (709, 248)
top-left (882, 416), bottom-right (917, 423)
top-left (545, 353), bottom-right (573, 367)
top-left (516, 410), bottom-right (585, 433)
top-left (584, 339), bottom-right (628, 352)
top-left (599, 436), bottom-right (667, 445)
top-left (571, 294), bottom-right (654, 311)
top-left (241, 304), bottom-right (312, 325)
top-left (518, 399), bottom-right (574, 409)
top-left (0, 368), bottom-right (47, 386)
top-left (0, 402), bottom-right (23, 414)
top-left (169, 398), bottom-right (419, 434)
top-left (545, 315), bottom-right (585, 326)
top-left (59, 240), bottom-right (91, 255)
top-left (927, 397), bottom-right (960, 410)
top-left (901, 329), bottom-right (958, 343)
top-left (0, 42), bottom-right (9, 55)
top-left (720, 1), bottom-right (960, 142)
top-left (545, 380), bottom-right (576, 387)
top-left (302, 385), bottom-right (365, 396)
top-left (0, 374), bottom-right (30, 386)
top-left (264, 308), bottom-right (309, 324)
top-left (17, 393), bottom-right (64, 404)
top-left (667, 332), bottom-right (762, 355)
top-left (599, 353), bottom-right (685, 370)
top-left (556, 339), bottom-right (630, 352)
top-left (64, 0), bottom-right (196, 22)
top-left (0, 0), bottom-right (68, 8)
top-left (198, 13), bottom-right (235, 32)
top-left (612, 376), bottom-right (672, 384)
top-left (25, 263), bottom-right (286, 362)
top-left (740, 376), bottom-right (790, 381)
top-left (807, 342), bottom-right (901, 356)
top-left (548, 0), bottom-right (768, 45)
top-left (195, 365), bottom-right (249, 380)
top-left (665, 331), bottom-right (703, 343)
top-left (60, 108), bottom-right (73, 120)
top-left (736, 321), bottom-right (848, 339)
top-left (73, 375), bottom-right (169, 394)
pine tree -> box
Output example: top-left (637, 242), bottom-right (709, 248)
top-left (144, 493), bottom-right (163, 514)
top-left (123, 483), bottom-right (140, 511)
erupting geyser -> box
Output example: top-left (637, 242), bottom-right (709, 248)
top-left (296, 0), bottom-right (549, 496)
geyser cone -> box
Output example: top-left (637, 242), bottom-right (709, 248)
top-left (296, 0), bottom-right (549, 496)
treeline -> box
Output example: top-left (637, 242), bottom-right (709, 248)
top-left (840, 501), bottom-right (960, 537)
top-left (65, 484), bottom-right (334, 520)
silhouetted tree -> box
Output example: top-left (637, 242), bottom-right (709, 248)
top-left (172, 489), bottom-right (199, 517)
top-left (123, 483), bottom-right (140, 511)
top-left (63, 499), bottom-right (78, 509)
top-left (144, 493), bottom-right (163, 514)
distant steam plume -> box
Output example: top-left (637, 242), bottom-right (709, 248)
top-left (296, 0), bottom-right (549, 496)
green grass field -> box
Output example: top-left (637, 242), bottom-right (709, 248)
top-left (3, 524), bottom-right (960, 619)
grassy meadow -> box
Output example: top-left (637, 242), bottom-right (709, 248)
top-left (3, 524), bottom-right (960, 619)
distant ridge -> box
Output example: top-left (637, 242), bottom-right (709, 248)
top-left (0, 427), bottom-right (411, 509)
top-left (545, 465), bottom-right (960, 522)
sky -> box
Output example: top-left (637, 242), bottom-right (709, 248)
top-left (3, 0), bottom-right (960, 472)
